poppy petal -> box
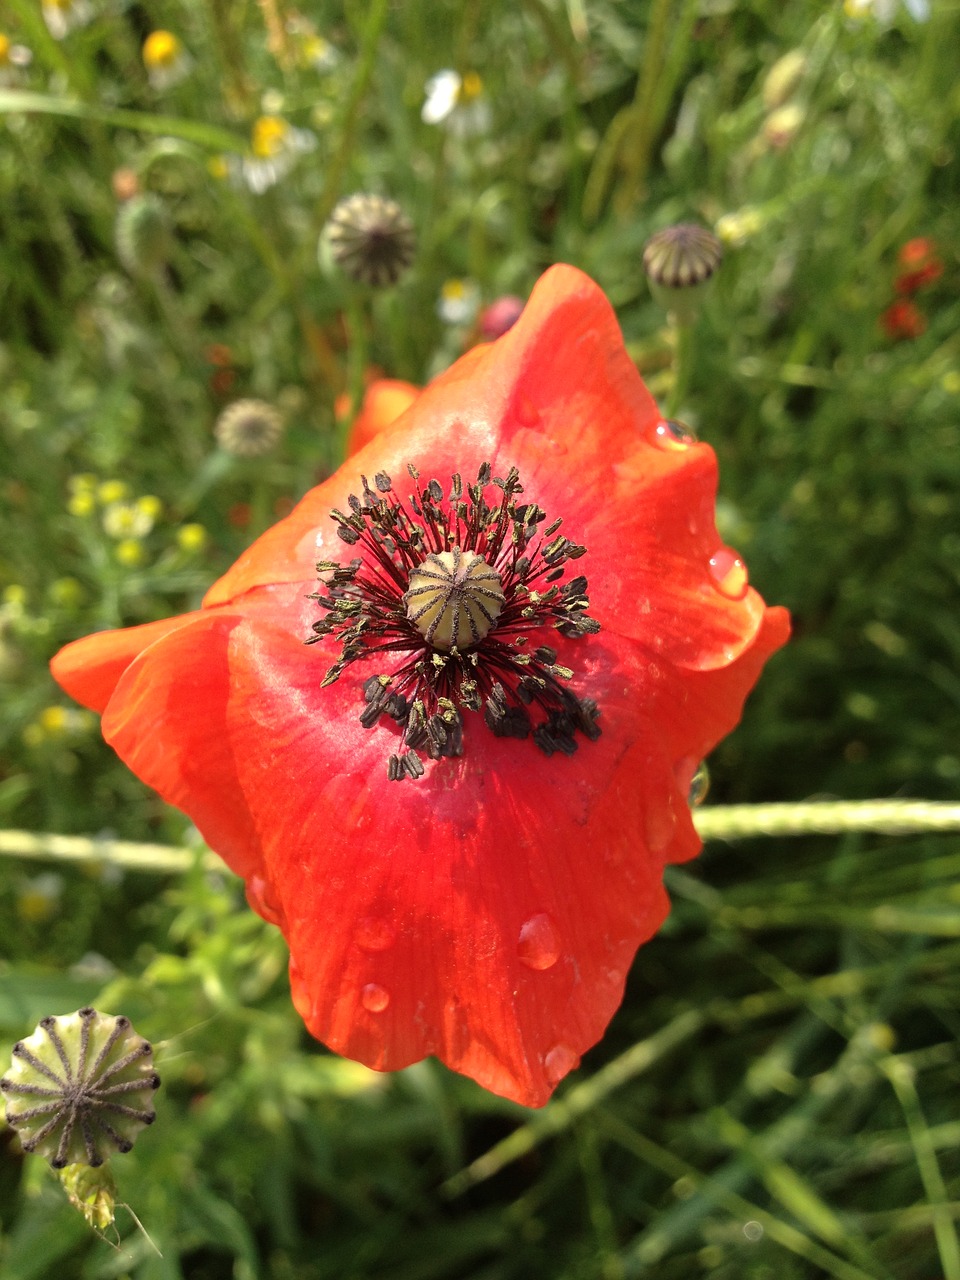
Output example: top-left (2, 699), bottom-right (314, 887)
top-left (213, 618), bottom-right (701, 1106)
top-left (51, 611), bottom-right (207, 714)
top-left (100, 610), bottom-right (267, 881)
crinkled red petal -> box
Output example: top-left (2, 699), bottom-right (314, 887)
top-left (99, 606), bottom-right (292, 881)
top-left (51, 611), bottom-right (207, 713)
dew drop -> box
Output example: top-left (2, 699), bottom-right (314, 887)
top-left (361, 983), bottom-right (390, 1013)
top-left (517, 913), bottom-right (561, 971)
top-left (653, 418), bottom-right (697, 450)
top-left (688, 761), bottom-right (710, 807)
top-left (356, 916), bottom-right (397, 953)
top-left (674, 756), bottom-right (710, 807)
top-left (246, 874), bottom-right (283, 927)
top-left (708, 547), bottom-right (748, 600)
top-left (544, 1043), bottom-right (580, 1086)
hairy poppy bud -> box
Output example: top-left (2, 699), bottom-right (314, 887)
top-left (642, 223), bottom-right (723, 323)
top-left (324, 193), bottom-right (416, 288)
top-left (1, 1007), bottom-right (160, 1168)
top-left (115, 194), bottom-right (170, 275)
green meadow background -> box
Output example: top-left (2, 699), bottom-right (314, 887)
top-left (1, 1), bottom-right (959, 1276)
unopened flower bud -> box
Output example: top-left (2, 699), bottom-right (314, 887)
top-left (324, 193), bottom-right (416, 288)
top-left (1, 1008), bottom-right (160, 1168)
top-left (61, 1162), bottom-right (118, 1231)
top-left (642, 223), bottom-right (723, 322)
top-left (115, 194), bottom-right (170, 275)
top-left (215, 398), bottom-right (285, 457)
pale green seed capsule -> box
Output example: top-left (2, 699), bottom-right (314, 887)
top-left (404, 548), bottom-right (505, 651)
top-left (1, 1008), bottom-right (160, 1168)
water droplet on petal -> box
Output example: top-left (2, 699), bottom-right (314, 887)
top-left (361, 983), bottom-right (390, 1013)
top-left (709, 547), bottom-right (748, 599)
top-left (246, 874), bottom-right (284, 927)
top-left (517, 913), bottom-right (561, 971)
top-left (653, 418), bottom-right (697, 450)
top-left (688, 761), bottom-right (710, 807)
top-left (674, 756), bottom-right (710, 807)
top-left (356, 916), bottom-right (397, 953)
top-left (544, 1043), bottom-right (580, 1086)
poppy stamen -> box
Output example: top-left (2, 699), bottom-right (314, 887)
top-left (308, 463), bottom-right (601, 779)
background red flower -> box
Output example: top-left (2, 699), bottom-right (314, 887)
top-left (881, 298), bottom-right (927, 341)
top-left (894, 236), bottom-right (943, 294)
top-left (342, 378), bottom-right (420, 456)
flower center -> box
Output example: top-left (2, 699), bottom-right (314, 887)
top-left (308, 463), bottom-right (601, 781)
top-left (404, 548), bottom-right (505, 650)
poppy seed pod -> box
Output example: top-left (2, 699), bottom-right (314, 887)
top-left (215, 399), bottom-right (285, 458)
top-left (325, 193), bottom-right (416, 288)
top-left (642, 224), bottom-right (723, 322)
top-left (1, 1008), bottom-right (160, 1168)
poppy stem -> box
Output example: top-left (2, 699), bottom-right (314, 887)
top-left (693, 800), bottom-right (960, 841)
top-left (337, 289), bottom-right (369, 464)
top-left (2, 803), bottom-right (960, 874)
top-left (665, 318), bottom-right (694, 418)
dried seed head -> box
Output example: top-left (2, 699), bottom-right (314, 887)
top-left (214, 398), bottom-right (285, 457)
top-left (1, 1008), bottom-right (160, 1168)
top-left (643, 223), bottom-right (723, 290)
top-left (325, 193), bottom-right (416, 288)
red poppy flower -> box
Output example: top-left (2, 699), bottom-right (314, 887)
top-left (343, 379), bottom-right (420, 457)
top-left (51, 265), bottom-right (789, 1107)
top-left (881, 298), bottom-right (926, 341)
top-left (894, 236), bottom-right (943, 295)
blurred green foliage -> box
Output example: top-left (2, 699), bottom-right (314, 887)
top-left (1, 0), bottom-right (959, 1276)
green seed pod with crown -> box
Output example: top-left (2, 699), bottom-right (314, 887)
top-left (642, 223), bottom-right (723, 325)
top-left (1, 1007), bottom-right (160, 1169)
